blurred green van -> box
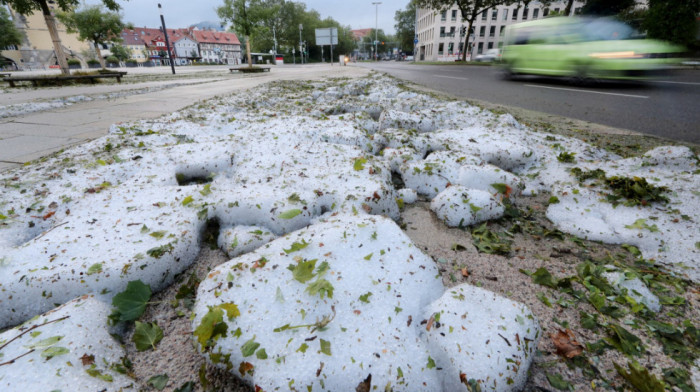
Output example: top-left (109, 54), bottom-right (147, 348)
top-left (501, 17), bottom-right (684, 81)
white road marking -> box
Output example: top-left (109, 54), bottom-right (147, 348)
top-left (524, 84), bottom-right (649, 99)
top-left (433, 75), bottom-right (469, 81)
top-left (652, 80), bottom-right (700, 86)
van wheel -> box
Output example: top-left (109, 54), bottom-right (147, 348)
top-left (501, 62), bottom-right (515, 80)
top-left (571, 65), bottom-right (592, 86)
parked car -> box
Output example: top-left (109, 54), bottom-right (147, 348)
top-left (474, 48), bottom-right (501, 62)
top-left (500, 17), bottom-right (684, 81)
top-left (405, 55), bottom-right (414, 61)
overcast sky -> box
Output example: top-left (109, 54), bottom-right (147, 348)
top-left (84, 0), bottom-right (407, 35)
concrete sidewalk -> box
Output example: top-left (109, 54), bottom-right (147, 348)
top-left (0, 64), bottom-right (369, 172)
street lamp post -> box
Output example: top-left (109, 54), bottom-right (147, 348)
top-left (299, 24), bottom-right (303, 64)
top-left (372, 2), bottom-right (381, 61)
top-left (158, 3), bottom-right (176, 74)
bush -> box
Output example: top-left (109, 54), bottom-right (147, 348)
top-left (125, 59), bottom-right (137, 64)
top-left (105, 56), bottom-right (119, 64)
top-left (67, 59), bottom-right (81, 65)
top-left (87, 59), bottom-right (100, 65)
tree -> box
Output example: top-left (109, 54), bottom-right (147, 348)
top-left (109, 43), bottom-right (130, 61)
top-left (394, 0), bottom-right (417, 53)
top-left (56, 5), bottom-right (124, 69)
top-left (563, 0), bottom-right (575, 16)
top-left (581, 0), bottom-right (635, 16)
top-left (1, 7), bottom-right (22, 50)
top-left (218, 0), bottom-right (263, 67)
top-left (416, 0), bottom-right (514, 61)
top-left (643, 0), bottom-right (700, 48)
top-left (362, 29), bottom-right (391, 58)
top-left (0, 0), bottom-right (123, 75)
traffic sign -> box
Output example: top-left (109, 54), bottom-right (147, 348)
top-left (414, 38), bottom-right (419, 44)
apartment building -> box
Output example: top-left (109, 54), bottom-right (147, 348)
top-left (415, 1), bottom-right (585, 61)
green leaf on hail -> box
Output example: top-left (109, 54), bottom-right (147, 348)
top-left (320, 339), bottom-right (331, 356)
top-left (287, 258), bottom-right (317, 283)
top-left (133, 321), bottom-right (163, 351)
top-left (283, 239), bottom-right (310, 254)
top-left (353, 157), bottom-right (367, 171)
top-left (241, 337), bottom-right (260, 357)
top-left (110, 280), bottom-right (152, 323)
top-left (279, 209), bottom-right (302, 219)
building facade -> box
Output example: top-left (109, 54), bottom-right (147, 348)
top-left (173, 35), bottom-right (199, 65)
top-left (416, 1), bottom-right (585, 61)
top-left (192, 30), bottom-right (241, 65)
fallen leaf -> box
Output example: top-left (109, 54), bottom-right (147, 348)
top-left (238, 361), bottom-right (254, 376)
top-left (551, 328), bottom-right (584, 358)
top-left (42, 211), bottom-right (56, 220)
top-left (80, 353), bottom-right (95, 366)
top-left (355, 374), bottom-right (372, 392)
top-left (461, 267), bottom-right (469, 278)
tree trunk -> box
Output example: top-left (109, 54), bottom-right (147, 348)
top-left (94, 41), bottom-right (106, 69)
top-left (38, 0), bottom-right (70, 75)
top-left (461, 20), bottom-right (475, 62)
top-left (564, 0), bottom-right (575, 16)
top-left (245, 37), bottom-right (252, 68)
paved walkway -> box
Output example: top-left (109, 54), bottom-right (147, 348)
top-left (0, 64), bottom-right (369, 172)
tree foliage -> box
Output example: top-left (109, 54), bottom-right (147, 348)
top-left (643, 0), bottom-right (700, 48)
top-left (394, 0), bottom-right (417, 52)
top-left (218, 0), bottom-right (356, 63)
top-left (109, 44), bottom-right (130, 61)
top-left (57, 5), bottom-right (123, 47)
top-left (359, 28), bottom-right (392, 57)
top-left (0, 6), bottom-right (22, 49)
top-left (580, 0), bottom-right (636, 16)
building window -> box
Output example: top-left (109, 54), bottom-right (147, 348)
top-left (533, 8), bottom-right (539, 18)
top-left (458, 42), bottom-right (464, 53)
top-left (500, 26), bottom-right (505, 36)
top-left (451, 10), bottom-right (457, 21)
top-left (441, 10), bottom-right (446, 21)
top-left (492, 9), bottom-right (497, 20)
top-left (481, 11), bottom-right (487, 21)
top-left (523, 8), bottom-right (528, 20)
top-left (574, 7), bottom-right (582, 14)
top-left (489, 26), bottom-right (495, 37)
top-left (440, 27), bottom-right (446, 37)
top-left (554, 7), bottom-right (560, 13)
top-left (544, 8), bottom-right (549, 17)
top-left (487, 42), bottom-right (494, 49)
top-left (512, 8), bottom-right (518, 20)
top-left (479, 26), bottom-right (485, 37)
top-left (448, 42), bottom-right (454, 54)
top-left (438, 42), bottom-right (444, 55)
top-left (477, 42), bottom-right (483, 54)
top-left (503, 10), bottom-right (508, 21)
top-left (449, 26), bottom-right (455, 37)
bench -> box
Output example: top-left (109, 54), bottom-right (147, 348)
top-left (229, 67), bottom-right (271, 73)
top-left (3, 73), bottom-right (124, 87)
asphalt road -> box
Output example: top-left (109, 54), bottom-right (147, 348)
top-left (356, 62), bottom-right (700, 144)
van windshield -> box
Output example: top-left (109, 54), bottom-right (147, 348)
top-left (580, 19), bottom-right (639, 41)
